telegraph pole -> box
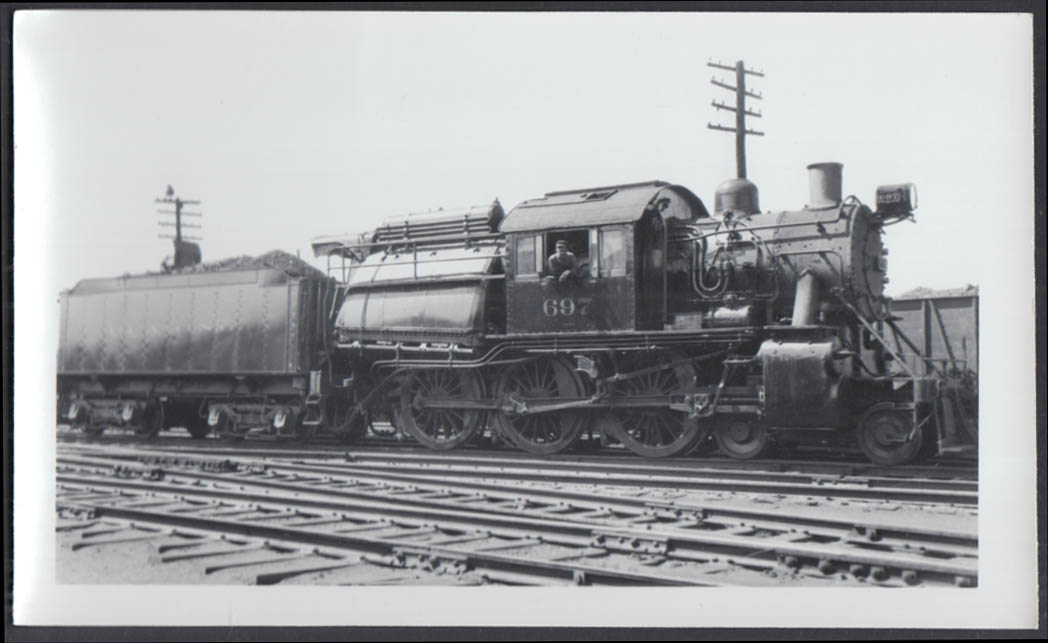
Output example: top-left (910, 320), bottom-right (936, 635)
top-left (156, 186), bottom-right (203, 269)
top-left (707, 59), bottom-right (765, 179)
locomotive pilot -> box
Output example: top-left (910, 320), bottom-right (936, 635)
top-left (547, 239), bottom-right (578, 283)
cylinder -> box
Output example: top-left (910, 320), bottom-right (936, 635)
top-left (791, 270), bottom-right (821, 326)
top-left (807, 162), bottom-right (843, 209)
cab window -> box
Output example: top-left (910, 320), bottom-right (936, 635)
top-left (515, 234), bottom-right (542, 278)
top-left (541, 229), bottom-right (590, 265)
top-left (599, 228), bottom-right (627, 277)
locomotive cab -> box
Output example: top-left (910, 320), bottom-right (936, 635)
top-left (503, 181), bottom-right (709, 334)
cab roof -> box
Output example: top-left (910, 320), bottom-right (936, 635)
top-left (500, 181), bottom-right (709, 233)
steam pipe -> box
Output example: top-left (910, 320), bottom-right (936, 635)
top-left (791, 269), bottom-right (821, 326)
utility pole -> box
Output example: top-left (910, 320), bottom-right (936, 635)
top-left (707, 59), bottom-right (765, 179)
top-left (156, 185), bottom-right (203, 270)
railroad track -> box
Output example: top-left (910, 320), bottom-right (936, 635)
top-left (59, 440), bottom-right (978, 506)
top-left (57, 428), bottom-right (978, 483)
top-left (56, 444), bottom-right (978, 587)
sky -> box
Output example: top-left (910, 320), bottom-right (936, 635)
top-left (12, 9), bottom-right (1040, 628)
top-left (13, 10), bottom-right (1034, 297)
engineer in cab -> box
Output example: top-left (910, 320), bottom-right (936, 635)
top-left (546, 239), bottom-right (579, 284)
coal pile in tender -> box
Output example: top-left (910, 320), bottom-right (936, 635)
top-left (144, 249), bottom-right (328, 279)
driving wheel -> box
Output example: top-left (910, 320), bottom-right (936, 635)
top-left (600, 351), bottom-right (702, 458)
top-left (400, 369), bottom-right (485, 450)
top-left (494, 357), bottom-right (586, 455)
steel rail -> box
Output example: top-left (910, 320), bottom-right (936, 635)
top-left (283, 449), bottom-right (978, 492)
top-left (283, 460), bottom-right (978, 505)
top-left (340, 448), bottom-right (977, 483)
top-left (60, 444), bottom-right (976, 505)
top-left (56, 431), bottom-right (978, 482)
top-left (59, 438), bottom-right (978, 489)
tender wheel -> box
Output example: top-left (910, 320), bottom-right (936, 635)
top-left (134, 403), bottom-right (164, 438)
top-left (856, 403), bottom-right (923, 465)
top-left (713, 416), bottom-right (769, 459)
top-left (495, 357), bottom-right (586, 455)
top-left (600, 351), bottom-right (702, 458)
top-left (400, 369), bottom-right (485, 450)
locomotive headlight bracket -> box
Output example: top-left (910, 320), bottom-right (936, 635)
top-left (875, 183), bottom-right (918, 216)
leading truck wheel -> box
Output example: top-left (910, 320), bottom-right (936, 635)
top-left (400, 369), bottom-right (485, 451)
top-left (856, 403), bottom-right (923, 466)
top-left (713, 416), bottom-right (769, 459)
top-left (494, 357), bottom-right (586, 456)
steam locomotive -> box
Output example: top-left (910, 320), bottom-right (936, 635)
top-left (57, 163), bottom-right (978, 465)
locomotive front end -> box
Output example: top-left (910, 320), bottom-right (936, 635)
top-left (666, 162), bottom-right (947, 464)
top-left (691, 162), bottom-right (914, 327)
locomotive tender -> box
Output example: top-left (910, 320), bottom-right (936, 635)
top-left (57, 163), bottom-right (977, 465)
top-left (57, 262), bottom-right (338, 440)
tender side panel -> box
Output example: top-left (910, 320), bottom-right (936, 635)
top-left (58, 270), bottom-right (316, 375)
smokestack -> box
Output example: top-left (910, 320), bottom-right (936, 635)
top-left (807, 162), bottom-right (843, 209)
